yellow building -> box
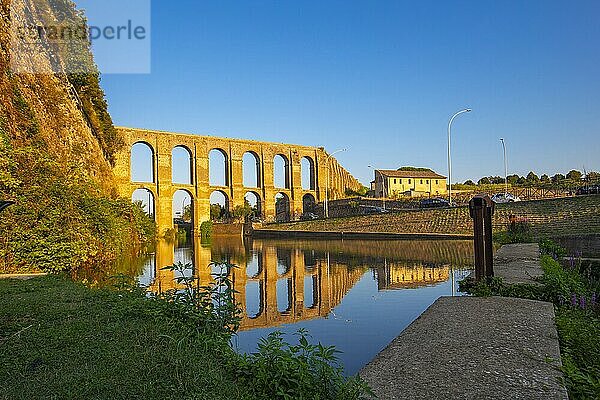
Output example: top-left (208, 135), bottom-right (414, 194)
top-left (371, 169), bottom-right (447, 198)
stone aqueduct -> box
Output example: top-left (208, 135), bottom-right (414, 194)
top-left (113, 127), bottom-right (362, 234)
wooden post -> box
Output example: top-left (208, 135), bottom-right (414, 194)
top-left (470, 197), bottom-right (486, 280)
top-left (484, 204), bottom-right (495, 277)
top-left (469, 195), bottom-right (495, 281)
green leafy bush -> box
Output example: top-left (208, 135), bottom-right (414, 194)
top-left (556, 309), bottom-right (600, 399)
top-left (540, 238), bottom-right (568, 259)
top-left (155, 261), bottom-right (374, 400)
top-left (200, 221), bottom-right (213, 241)
top-left (235, 330), bottom-right (374, 400)
top-left (459, 276), bottom-right (544, 300)
top-left (0, 75), bottom-right (153, 275)
top-left (494, 216), bottom-right (533, 244)
top-left (0, 129), bottom-right (154, 275)
top-left (155, 261), bottom-right (241, 339)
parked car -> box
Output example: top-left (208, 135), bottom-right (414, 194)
top-left (300, 212), bottom-right (319, 221)
top-left (491, 193), bottom-right (521, 203)
top-left (420, 198), bottom-right (450, 208)
top-left (361, 205), bottom-right (389, 215)
top-left (374, 206), bottom-right (389, 214)
top-left (576, 185), bottom-right (600, 196)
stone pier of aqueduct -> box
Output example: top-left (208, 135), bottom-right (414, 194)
top-left (112, 127), bottom-right (362, 236)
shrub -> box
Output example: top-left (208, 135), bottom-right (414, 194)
top-left (235, 330), bottom-right (374, 400)
top-left (556, 309), bottom-right (600, 399)
top-left (155, 261), bottom-right (375, 400)
top-left (493, 215), bottom-right (533, 244)
top-left (540, 238), bottom-right (568, 259)
top-left (200, 221), bottom-right (213, 242)
top-left (0, 121), bottom-right (154, 274)
top-left (156, 261), bottom-right (241, 339)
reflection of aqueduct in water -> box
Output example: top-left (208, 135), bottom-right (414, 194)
top-left (113, 127), bottom-right (362, 235)
top-left (148, 239), bottom-right (473, 331)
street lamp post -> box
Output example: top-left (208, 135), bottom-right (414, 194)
top-left (182, 196), bottom-right (189, 221)
top-left (147, 192), bottom-right (153, 218)
top-left (447, 109), bottom-right (472, 205)
top-left (500, 138), bottom-right (508, 195)
top-left (368, 165), bottom-right (387, 210)
top-left (325, 148), bottom-right (347, 218)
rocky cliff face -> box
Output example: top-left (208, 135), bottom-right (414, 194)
top-left (1, 0), bottom-right (118, 192)
top-left (0, 0), bottom-right (153, 275)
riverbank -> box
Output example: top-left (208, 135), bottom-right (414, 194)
top-left (360, 243), bottom-right (569, 399)
top-left (0, 275), bottom-right (254, 400)
top-left (0, 274), bottom-right (371, 400)
top-left (0, 273), bottom-right (47, 280)
top-left (253, 230), bottom-right (472, 240)
top-left (361, 296), bottom-right (566, 399)
top-left (258, 195), bottom-right (600, 238)
top-left (361, 241), bottom-right (600, 399)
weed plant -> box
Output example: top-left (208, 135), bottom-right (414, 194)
top-left (155, 261), bottom-right (374, 400)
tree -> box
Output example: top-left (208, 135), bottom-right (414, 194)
top-left (232, 200), bottom-right (253, 222)
top-left (540, 174), bottom-right (550, 183)
top-left (210, 204), bottom-right (225, 221)
top-left (516, 176), bottom-right (526, 185)
top-left (478, 177), bottom-right (491, 185)
top-left (463, 180), bottom-right (475, 186)
top-left (345, 186), bottom-right (369, 197)
top-left (489, 176), bottom-right (504, 185)
top-left (586, 171), bottom-right (600, 182)
top-left (182, 204), bottom-right (193, 222)
top-left (526, 172), bottom-right (540, 184)
top-left (566, 170), bottom-right (582, 182)
top-left (551, 174), bottom-right (565, 184)
top-left (507, 174), bottom-right (520, 185)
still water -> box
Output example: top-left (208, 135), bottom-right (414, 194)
top-left (135, 237), bottom-right (473, 375)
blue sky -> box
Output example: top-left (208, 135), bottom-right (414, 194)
top-left (91, 0), bottom-right (600, 185)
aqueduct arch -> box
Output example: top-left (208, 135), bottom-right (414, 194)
top-left (113, 127), bottom-right (362, 236)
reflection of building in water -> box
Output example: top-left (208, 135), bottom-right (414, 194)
top-left (145, 239), bottom-right (368, 330)
top-left (229, 244), bottom-right (367, 331)
top-left (251, 239), bottom-right (474, 268)
top-left (144, 238), bottom-right (465, 330)
top-left (376, 262), bottom-right (450, 290)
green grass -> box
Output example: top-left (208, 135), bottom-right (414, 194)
top-left (0, 275), bottom-right (254, 400)
top-left (556, 308), bottom-right (600, 399)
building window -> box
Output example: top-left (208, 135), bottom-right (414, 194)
top-left (400, 179), bottom-right (402, 184)
top-left (394, 179), bottom-right (397, 184)
top-left (420, 180), bottom-right (423, 184)
top-left (426, 180), bottom-right (429, 184)
top-left (436, 180), bottom-right (439, 184)
top-left (408, 179), bottom-right (411, 184)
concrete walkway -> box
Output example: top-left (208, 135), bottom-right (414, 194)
top-left (360, 244), bottom-right (568, 399)
top-left (494, 243), bottom-right (543, 285)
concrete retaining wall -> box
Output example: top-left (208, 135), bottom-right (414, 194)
top-left (260, 195), bottom-right (600, 237)
top-left (212, 223), bottom-right (244, 236)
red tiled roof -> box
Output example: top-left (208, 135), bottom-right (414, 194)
top-left (377, 169), bottom-right (447, 179)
